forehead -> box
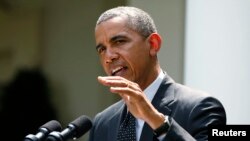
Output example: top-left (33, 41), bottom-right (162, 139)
top-left (95, 17), bottom-right (131, 37)
top-left (96, 15), bottom-right (129, 29)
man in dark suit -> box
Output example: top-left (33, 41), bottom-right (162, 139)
top-left (88, 6), bottom-right (226, 141)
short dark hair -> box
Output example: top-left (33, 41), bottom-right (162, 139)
top-left (96, 6), bottom-right (157, 38)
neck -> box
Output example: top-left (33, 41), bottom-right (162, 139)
top-left (139, 65), bottom-right (161, 90)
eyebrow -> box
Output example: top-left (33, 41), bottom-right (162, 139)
top-left (95, 34), bottom-right (127, 51)
top-left (110, 35), bottom-right (127, 43)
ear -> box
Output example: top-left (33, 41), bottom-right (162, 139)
top-left (148, 33), bottom-right (162, 56)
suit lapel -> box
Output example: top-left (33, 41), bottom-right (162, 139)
top-left (139, 74), bottom-right (175, 141)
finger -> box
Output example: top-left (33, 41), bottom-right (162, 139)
top-left (98, 76), bottom-right (125, 81)
top-left (110, 86), bottom-right (138, 97)
top-left (98, 76), bottom-right (129, 87)
top-left (118, 93), bottom-right (130, 102)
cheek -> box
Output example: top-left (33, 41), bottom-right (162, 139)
top-left (99, 54), bottom-right (107, 65)
top-left (99, 58), bottom-right (108, 74)
top-left (131, 53), bottom-right (150, 72)
top-left (102, 65), bottom-right (110, 75)
top-left (126, 56), bottom-right (140, 73)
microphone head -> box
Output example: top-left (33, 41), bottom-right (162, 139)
top-left (40, 120), bottom-right (62, 132)
top-left (70, 115), bottom-right (92, 138)
top-left (24, 120), bottom-right (62, 141)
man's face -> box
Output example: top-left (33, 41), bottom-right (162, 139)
top-left (95, 16), bottom-right (154, 86)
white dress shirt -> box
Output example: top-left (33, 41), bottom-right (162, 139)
top-left (136, 70), bottom-right (165, 141)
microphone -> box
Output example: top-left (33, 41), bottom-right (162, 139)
top-left (24, 120), bottom-right (62, 141)
top-left (46, 115), bottom-right (92, 141)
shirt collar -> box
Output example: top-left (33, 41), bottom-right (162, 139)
top-left (143, 70), bottom-right (165, 102)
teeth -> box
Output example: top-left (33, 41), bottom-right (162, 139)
top-left (111, 66), bottom-right (123, 75)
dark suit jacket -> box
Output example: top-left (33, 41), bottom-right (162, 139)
top-left (88, 73), bottom-right (226, 141)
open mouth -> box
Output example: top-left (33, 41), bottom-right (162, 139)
top-left (111, 66), bottom-right (128, 76)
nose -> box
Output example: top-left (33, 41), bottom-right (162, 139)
top-left (105, 48), bottom-right (119, 64)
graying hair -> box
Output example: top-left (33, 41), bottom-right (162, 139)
top-left (96, 6), bottom-right (157, 38)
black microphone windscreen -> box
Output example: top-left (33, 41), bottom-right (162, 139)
top-left (70, 115), bottom-right (92, 138)
top-left (40, 120), bottom-right (62, 132)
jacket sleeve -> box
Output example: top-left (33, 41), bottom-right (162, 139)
top-left (163, 96), bottom-right (227, 141)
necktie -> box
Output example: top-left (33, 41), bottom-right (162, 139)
top-left (117, 112), bottom-right (136, 141)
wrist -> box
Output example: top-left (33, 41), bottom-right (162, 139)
top-left (153, 115), bottom-right (170, 137)
top-left (145, 111), bottom-right (165, 130)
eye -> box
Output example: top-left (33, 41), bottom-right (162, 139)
top-left (97, 46), bottom-right (106, 54)
top-left (114, 39), bottom-right (126, 45)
